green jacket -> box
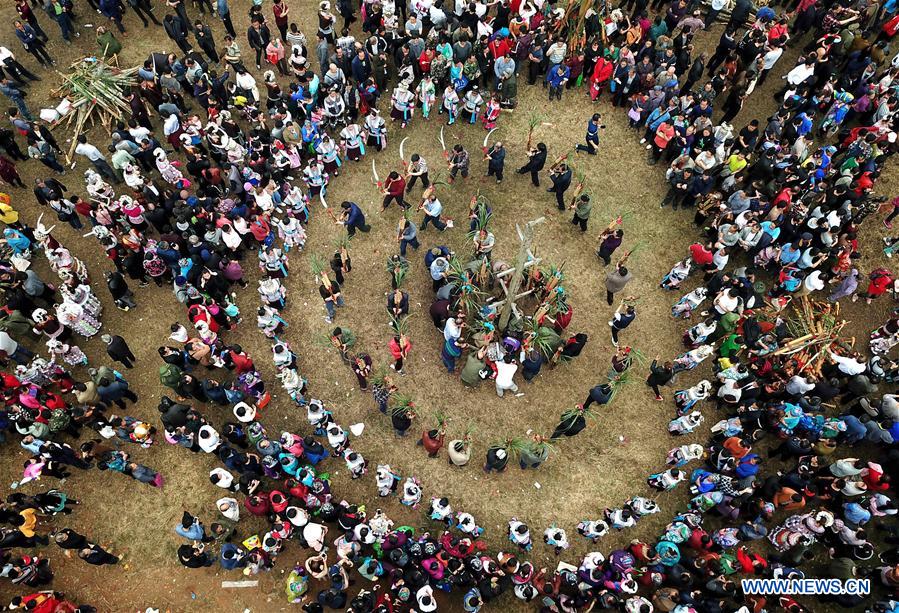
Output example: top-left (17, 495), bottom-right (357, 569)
top-left (97, 31), bottom-right (122, 58)
top-left (574, 201), bottom-right (592, 220)
top-left (159, 364), bottom-right (183, 388)
top-left (718, 333), bottom-right (742, 358)
top-left (0, 310), bottom-right (35, 339)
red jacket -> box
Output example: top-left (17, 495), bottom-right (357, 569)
top-left (389, 337), bottom-right (411, 360)
top-left (689, 243), bottom-right (714, 266)
top-left (863, 466), bottom-right (890, 491)
top-left (384, 176), bottom-right (406, 196)
top-left (591, 57), bottom-right (614, 84)
top-left (419, 50), bottom-right (434, 74)
top-left (488, 37), bottom-right (511, 59)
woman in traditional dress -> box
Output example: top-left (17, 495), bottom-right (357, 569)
top-left (390, 84), bottom-right (415, 128)
top-left (417, 75), bottom-right (436, 120)
top-left (154, 148), bottom-right (184, 186)
top-left (46, 339), bottom-right (88, 367)
top-left (482, 92), bottom-right (501, 130)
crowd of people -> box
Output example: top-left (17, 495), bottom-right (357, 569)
top-left (2, 0), bottom-right (899, 609)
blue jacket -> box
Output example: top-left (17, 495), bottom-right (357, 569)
top-left (645, 107), bottom-right (669, 131)
top-left (99, 0), bottom-right (122, 19)
top-left (487, 146), bottom-right (505, 170)
top-left (0, 83), bottom-right (24, 101)
top-left (546, 66), bottom-right (570, 88)
top-left (351, 53), bottom-right (371, 84)
top-left (97, 379), bottom-right (130, 402)
top-left (219, 543), bottom-right (245, 570)
top-left (424, 245), bottom-right (450, 268)
top-left (345, 203), bottom-right (365, 226)
top-left (15, 25), bottom-right (39, 49)
top-left (176, 520), bottom-right (206, 541)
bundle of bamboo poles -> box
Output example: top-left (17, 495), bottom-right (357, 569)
top-left (51, 57), bottom-right (139, 162)
top-left (773, 296), bottom-right (849, 375)
top-left (555, 0), bottom-right (600, 51)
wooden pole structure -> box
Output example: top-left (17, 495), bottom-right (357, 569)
top-left (498, 217), bottom-right (544, 331)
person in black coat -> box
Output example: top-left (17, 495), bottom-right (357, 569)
top-left (51, 528), bottom-right (88, 550)
top-left (547, 162), bottom-right (572, 210)
top-left (246, 21), bottom-right (271, 69)
top-left (706, 28), bottom-right (736, 76)
top-left (194, 21), bottom-right (220, 64)
top-left (202, 378), bottom-right (230, 405)
top-left (583, 383), bottom-right (613, 410)
top-left (126, 89), bottom-right (153, 131)
top-left (485, 142), bottom-right (505, 183)
top-left (680, 53), bottom-right (707, 95)
top-left (0, 129), bottom-right (25, 161)
top-left (516, 142), bottom-right (547, 187)
top-left (79, 543), bottom-right (119, 566)
top-left (647, 358), bottom-right (675, 401)
top-left (351, 49), bottom-right (372, 84)
top-left (105, 270), bottom-right (136, 311)
top-left (727, 0), bottom-right (753, 30)
top-left (33, 177), bottom-right (67, 206)
top-left (101, 334), bottom-right (136, 369)
top-left (164, 14), bottom-right (192, 54)
top-left (158, 396), bottom-right (190, 430)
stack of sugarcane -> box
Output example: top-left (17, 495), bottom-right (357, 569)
top-left (555, 0), bottom-right (601, 50)
top-left (52, 57), bottom-right (139, 162)
top-left (773, 296), bottom-right (849, 375)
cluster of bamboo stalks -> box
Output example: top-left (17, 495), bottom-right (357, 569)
top-left (51, 57), bottom-right (139, 162)
top-left (554, 0), bottom-right (600, 51)
top-left (774, 297), bottom-right (849, 375)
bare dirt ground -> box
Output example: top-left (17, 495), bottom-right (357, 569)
top-left (0, 2), bottom-right (895, 611)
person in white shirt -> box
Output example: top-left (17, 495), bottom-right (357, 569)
top-left (235, 67), bottom-right (260, 102)
top-left (803, 269), bottom-right (825, 294)
top-left (0, 47), bottom-right (39, 85)
top-left (0, 330), bottom-right (33, 364)
top-left (198, 424), bottom-right (222, 453)
top-left (786, 375), bottom-right (815, 396)
top-left (709, 246), bottom-right (729, 276)
top-left (545, 38), bottom-right (567, 69)
top-left (163, 113), bottom-right (181, 139)
top-left (74, 135), bottom-right (119, 183)
top-left (217, 497), bottom-right (240, 522)
top-left (443, 315), bottom-right (462, 343)
top-left (828, 350), bottom-right (867, 376)
top-left (420, 194), bottom-right (446, 231)
top-left (704, 0), bottom-right (728, 28)
top-left (494, 353), bottom-right (519, 397)
top-left (429, 3), bottom-right (447, 26)
top-left (404, 14), bottom-right (423, 37)
top-left (128, 125), bottom-right (151, 145)
top-left (757, 45), bottom-right (784, 87)
top-left (412, 0), bottom-right (433, 18)
top-left (713, 288), bottom-right (741, 315)
top-left (780, 56), bottom-right (816, 99)
top-left (209, 467), bottom-right (239, 492)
